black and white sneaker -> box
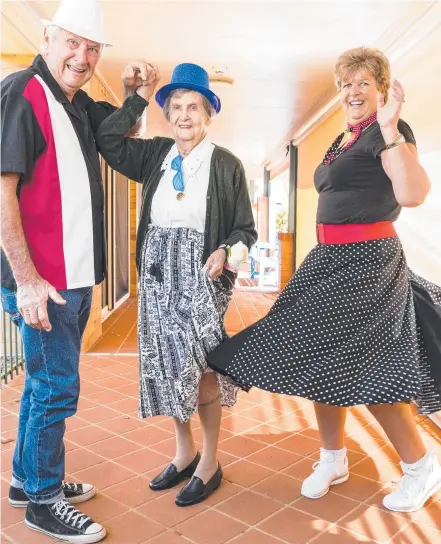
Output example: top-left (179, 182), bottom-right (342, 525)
top-left (9, 482), bottom-right (96, 508)
top-left (25, 499), bottom-right (106, 543)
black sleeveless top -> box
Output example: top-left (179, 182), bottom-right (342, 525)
top-left (314, 119), bottom-right (416, 224)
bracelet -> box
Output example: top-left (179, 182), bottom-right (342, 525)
top-left (218, 244), bottom-right (230, 257)
top-left (384, 132), bottom-right (406, 150)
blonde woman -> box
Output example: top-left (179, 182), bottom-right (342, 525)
top-left (208, 47), bottom-right (441, 513)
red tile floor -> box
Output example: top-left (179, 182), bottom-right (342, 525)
top-left (1, 292), bottom-right (441, 544)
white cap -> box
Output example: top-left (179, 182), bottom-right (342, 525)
top-left (42, 0), bottom-right (111, 46)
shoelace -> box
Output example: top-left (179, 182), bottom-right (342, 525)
top-left (63, 482), bottom-right (80, 492)
top-left (310, 454), bottom-right (345, 477)
top-left (52, 500), bottom-right (90, 529)
top-left (311, 460), bottom-right (332, 475)
top-left (395, 469), bottom-right (428, 497)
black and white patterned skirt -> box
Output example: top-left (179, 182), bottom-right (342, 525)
top-left (138, 225), bottom-right (238, 423)
top-left (207, 238), bottom-right (441, 414)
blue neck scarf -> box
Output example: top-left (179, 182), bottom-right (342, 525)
top-left (171, 155), bottom-right (184, 192)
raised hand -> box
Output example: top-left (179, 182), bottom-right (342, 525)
top-left (122, 61), bottom-right (160, 101)
top-left (377, 79), bottom-right (405, 130)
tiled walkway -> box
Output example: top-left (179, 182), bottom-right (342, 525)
top-left (1, 292), bottom-right (441, 544)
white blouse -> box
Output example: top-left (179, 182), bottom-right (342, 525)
top-left (151, 137), bottom-right (215, 233)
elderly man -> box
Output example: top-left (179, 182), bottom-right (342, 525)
top-left (0, 0), bottom-right (148, 541)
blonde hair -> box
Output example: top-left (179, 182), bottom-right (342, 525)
top-left (334, 47), bottom-right (391, 102)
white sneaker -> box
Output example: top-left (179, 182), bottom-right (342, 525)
top-left (383, 453), bottom-right (441, 512)
top-left (301, 447), bottom-right (349, 499)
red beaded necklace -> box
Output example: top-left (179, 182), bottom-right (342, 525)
top-left (322, 112), bottom-right (377, 165)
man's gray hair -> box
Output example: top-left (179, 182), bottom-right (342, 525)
top-left (45, 25), bottom-right (62, 40)
top-left (163, 89), bottom-right (216, 121)
top-left (41, 25), bottom-right (61, 52)
top-left (42, 25), bottom-right (104, 53)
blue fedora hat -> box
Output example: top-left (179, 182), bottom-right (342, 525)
top-left (155, 63), bottom-right (221, 114)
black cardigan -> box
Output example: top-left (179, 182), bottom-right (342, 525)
top-left (95, 94), bottom-right (257, 269)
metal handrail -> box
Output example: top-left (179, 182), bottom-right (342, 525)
top-left (1, 309), bottom-right (24, 384)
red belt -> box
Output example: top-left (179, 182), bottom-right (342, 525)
top-left (316, 222), bottom-right (397, 244)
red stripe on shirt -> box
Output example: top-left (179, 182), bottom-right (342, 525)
top-left (21, 76), bottom-right (67, 289)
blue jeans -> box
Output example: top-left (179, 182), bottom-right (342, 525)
top-left (1, 287), bottom-right (93, 504)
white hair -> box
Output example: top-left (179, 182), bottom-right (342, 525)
top-left (41, 25), bottom-right (60, 53)
top-left (45, 25), bottom-right (61, 40)
top-left (41, 25), bottom-right (104, 54)
top-left (163, 89), bottom-right (216, 121)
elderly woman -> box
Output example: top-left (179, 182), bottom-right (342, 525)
top-left (96, 63), bottom-right (256, 506)
top-left (207, 47), bottom-right (441, 512)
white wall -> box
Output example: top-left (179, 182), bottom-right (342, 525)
top-left (393, 27), bottom-right (441, 285)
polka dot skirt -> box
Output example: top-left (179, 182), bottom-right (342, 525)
top-left (207, 238), bottom-right (441, 414)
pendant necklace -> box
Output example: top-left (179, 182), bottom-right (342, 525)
top-left (176, 169), bottom-right (195, 201)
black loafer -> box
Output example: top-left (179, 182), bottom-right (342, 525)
top-left (175, 463), bottom-right (222, 507)
top-left (149, 452), bottom-right (201, 491)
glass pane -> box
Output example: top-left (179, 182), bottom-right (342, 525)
top-left (100, 157), bottom-right (108, 309)
top-left (114, 173), bottom-right (129, 302)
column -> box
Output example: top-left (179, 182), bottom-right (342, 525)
top-left (278, 143), bottom-right (298, 290)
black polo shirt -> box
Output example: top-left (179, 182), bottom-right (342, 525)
top-left (1, 55), bottom-right (116, 290)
